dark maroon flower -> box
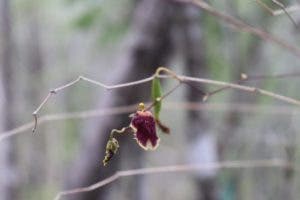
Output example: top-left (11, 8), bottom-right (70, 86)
top-left (130, 110), bottom-right (160, 150)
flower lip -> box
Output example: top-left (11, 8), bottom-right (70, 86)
top-left (130, 111), bottom-right (159, 150)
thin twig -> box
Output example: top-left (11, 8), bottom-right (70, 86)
top-left (32, 68), bottom-right (300, 132)
top-left (256, 0), bottom-right (298, 26)
top-left (179, 75), bottom-right (300, 105)
top-left (241, 72), bottom-right (300, 80)
top-left (272, 0), bottom-right (298, 27)
top-left (2, 102), bottom-right (300, 142)
top-left (186, 0), bottom-right (300, 57)
top-left (200, 71), bottom-right (300, 99)
top-left (53, 159), bottom-right (291, 200)
top-left (32, 92), bottom-right (54, 132)
top-left (31, 75), bottom-right (155, 132)
top-left (2, 105), bottom-right (137, 142)
top-left (256, 0), bottom-right (275, 14)
top-left (146, 82), bottom-right (182, 111)
top-left (273, 5), bottom-right (300, 16)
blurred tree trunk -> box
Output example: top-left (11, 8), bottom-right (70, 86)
top-left (24, 14), bottom-right (47, 191)
top-left (65, 0), bottom-right (176, 199)
top-left (217, 42), bottom-right (261, 200)
top-left (178, 4), bottom-right (218, 200)
top-left (27, 17), bottom-right (44, 93)
top-left (218, 8), bottom-right (266, 199)
top-left (0, 0), bottom-right (18, 199)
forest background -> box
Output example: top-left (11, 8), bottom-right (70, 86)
top-left (1, 0), bottom-right (300, 200)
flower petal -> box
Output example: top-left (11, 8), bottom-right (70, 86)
top-left (131, 111), bottom-right (160, 150)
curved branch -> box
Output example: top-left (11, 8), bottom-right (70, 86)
top-left (31, 68), bottom-right (300, 133)
top-left (186, 0), bottom-right (300, 57)
top-left (54, 159), bottom-right (290, 200)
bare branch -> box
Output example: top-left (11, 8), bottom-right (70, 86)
top-left (186, 0), bottom-right (300, 57)
top-left (256, 0), bottom-right (276, 14)
top-left (53, 159), bottom-right (291, 200)
top-left (31, 68), bottom-right (300, 132)
top-left (273, 5), bottom-right (300, 16)
top-left (256, 0), bottom-right (298, 27)
top-left (179, 75), bottom-right (300, 106)
top-left (193, 71), bottom-right (300, 100)
top-left (241, 71), bottom-right (300, 80)
top-left (272, 0), bottom-right (298, 27)
top-left (31, 75), bottom-right (155, 132)
top-left (2, 104), bottom-right (137, 142)
top-left (32, 92), bottom-right (54, 132)
top-left (2, 102), bottom-right (300, 142)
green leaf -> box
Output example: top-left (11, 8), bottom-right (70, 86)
top-left (151, 77), bottom-right (162, 119)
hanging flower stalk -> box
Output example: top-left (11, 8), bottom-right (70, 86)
top-left (103, 67), bottom-right (174, 166)
top-left (102, 103), bottom-right (161, 166)
top-left (102, 126), bottom-right (135, 166)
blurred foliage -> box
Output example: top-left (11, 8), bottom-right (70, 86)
top-left (4, 0), bottom-right (300, 199)
top-left (203, 14), bottom-right (230, 81)
top-left (68, 0), bottom-right (132, 45)
top-left (73, 6), bottom-right (102, 29)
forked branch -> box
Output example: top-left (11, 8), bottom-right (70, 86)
top-left (31, 75), bottom-right (155, 132)
top-left (256, 0), bottom-right (298, 27)
top-left (32, 67), bottom-right (300, 133)
top-left (183, 0), bottom-right (300, 57)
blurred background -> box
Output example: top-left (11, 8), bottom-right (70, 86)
top-left (1, 0), bottom-right (300, 199)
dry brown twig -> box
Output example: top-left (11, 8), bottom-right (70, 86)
top-left (31, 0), bottom-right (300, 131)
top-left (179, 0), bottom-right (300, 57)
top-left (256, 0), bottom-right (298, 27)
top-left (273, 4), bottom-right (300, 15)
top-left (31, 67), bottom-right (300, 133)
top-left (1, 68), bottom-right (299, 199)
top-left (0, 68), bottom-right (297, 142)
top-left (4, 70), bottom-right (300, 142)
top-left (53, 159), bottom-right (291, 200)
top-left (31, 75), bottom-right (155, 132)
top-left (0, 104), bottom-right (138, 142)
top-left (203, 70), bottom-right (300, 99)
top-left (10, 1), bottom-right (300, 198)
top-left (2, 101), bottom-right (300, 142)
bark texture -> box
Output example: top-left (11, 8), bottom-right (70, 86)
top-left (179, 4), bottom-right (218, 200)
